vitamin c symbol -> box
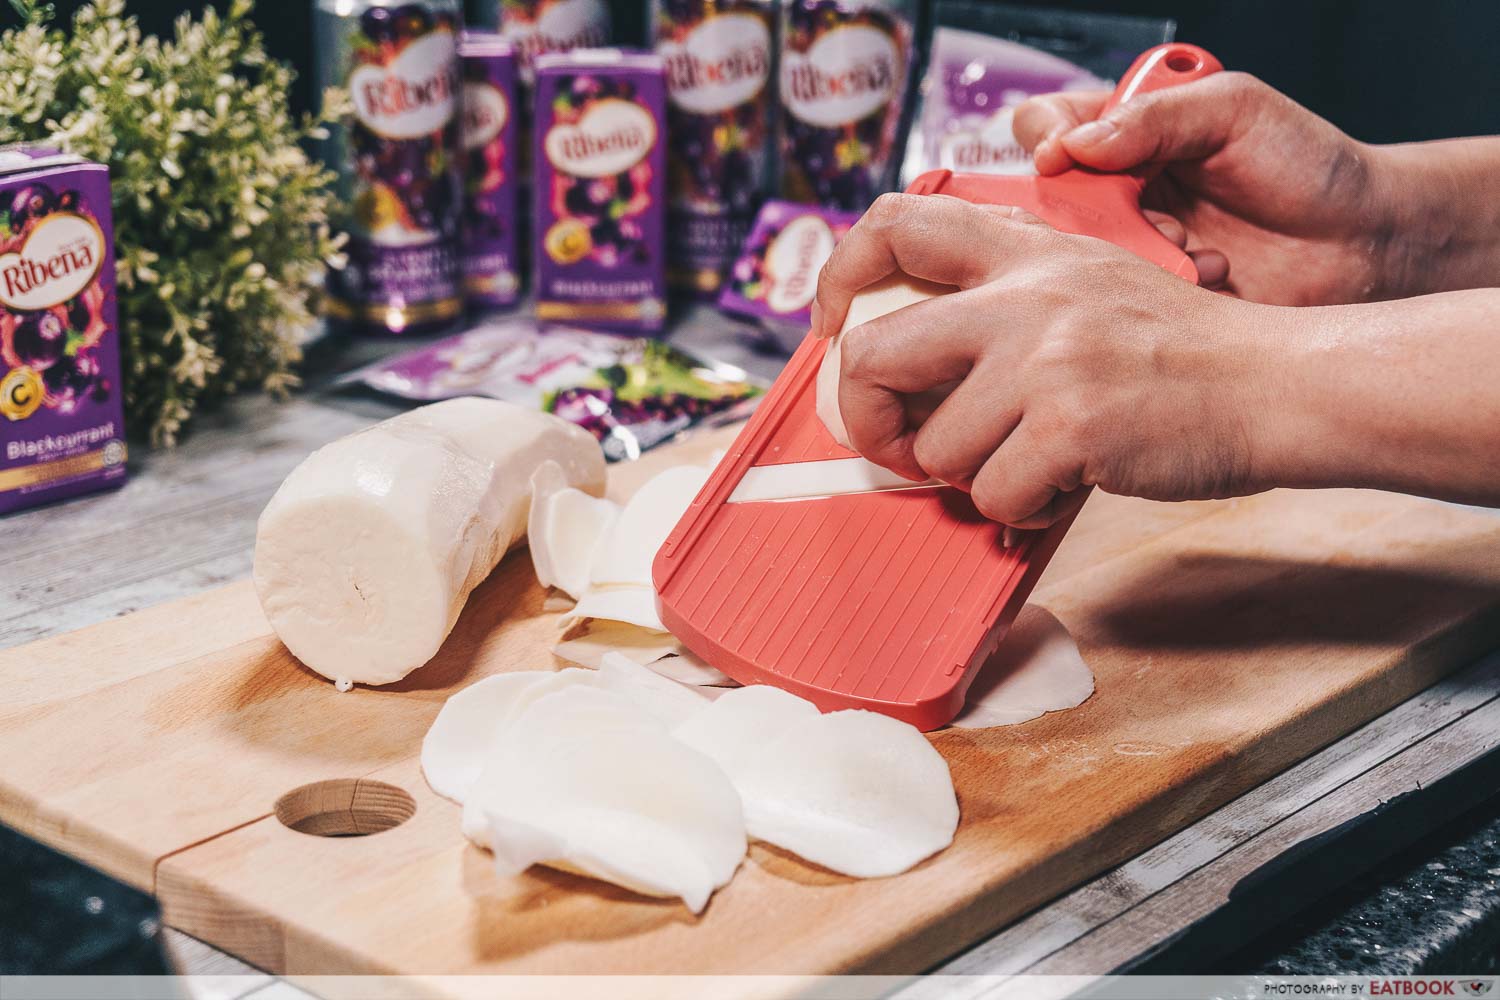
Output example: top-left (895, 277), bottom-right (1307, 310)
top-left (544, 219), bottom-right (592, 265)
top-left (1, 366), bottom-right (43, 421)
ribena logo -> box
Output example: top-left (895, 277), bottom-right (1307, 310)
top-left (462, 82), bottom-right (510, 151)
top-left (545, 98), bottom-right (656, 178)
top-left (504, 0), bottom-right (610, 77)
top-left (781, 25), bottom-right (900, 128)
top-left (947, 139), bottom-right (1029, 169)
top-left (765, 214), bottom-right (835, 314)
top-left (939, 111), bottom-right (1031, 176)
top-left (350, 31), bottom-right (459, 139)
top-left (0, 212), bottom-right (104, 311)
top-left (509, 25), bottom-right (610, 66)
top-left (660, 14), bottom-right (771, 115)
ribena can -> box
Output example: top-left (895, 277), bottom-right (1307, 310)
top-left (653, 0), bottom-right (775, 297)
top-left (777, 0), bottom-right (915, 210)
top-left (0, 146), bottom-right (127, 514)
top-left (497, 0), bottom-right (613, 84)
top-left (316, 0), bottom-right (466, 334)
top-left (459, 32), bottom-right (521, 308)
top-left (533, 50), bottom-right (668, 333)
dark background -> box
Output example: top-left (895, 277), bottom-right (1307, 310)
top-left (7, 0), bottom-right (1499, 145)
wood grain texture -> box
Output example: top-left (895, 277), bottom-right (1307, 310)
top-left (4, 421), bottom-right (1500, 985)
top-left (913, 653), bottom-right (1500, 982)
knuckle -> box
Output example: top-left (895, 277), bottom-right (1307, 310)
top-left (912, 434), bottom-right (964, 484)
top-left (866, 192), bottom-right (913, 228)
top-left (1107, 94), bottom-right (1159, 134)
top-left (1217, 70), bottom-right (1264, 99)
top-left (1215, 72), bottom-right (1274, 117)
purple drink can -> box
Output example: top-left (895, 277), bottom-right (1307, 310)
top-left (653, 0), bottom-right (775, 297)
top-left (498, 0), bottom-right (613, 83)
top-left (0, 147), bottom-right (127, 514)
top-left (533, 50), bottom-right (668, 333)
top-left (460, 32), bottom-right (521, 308)
top-left (777, 0), bottom-right (915, 210)
top-left (315, 0), bottom-right (465, 334)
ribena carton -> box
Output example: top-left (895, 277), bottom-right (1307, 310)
top-left (533, 49), bottom-right (667, 333)
top-left (0, 146), bottom-right (127, 515)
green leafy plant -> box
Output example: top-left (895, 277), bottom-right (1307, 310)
top-left (0, 0), bottom-right (345, 444)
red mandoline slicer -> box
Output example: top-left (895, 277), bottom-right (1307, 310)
top-left (654, 43), bottom-right (1224, 730)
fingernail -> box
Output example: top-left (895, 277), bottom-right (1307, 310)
top-left (809, 301), bottom-right (824, 339)
top-left (1064, 119), bottom-right (1117, 146)
top-left (1002, 526), bottom-right (1019, 548)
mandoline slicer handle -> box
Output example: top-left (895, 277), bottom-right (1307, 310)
top-left (1101, 43), bottom-right (1222, 114)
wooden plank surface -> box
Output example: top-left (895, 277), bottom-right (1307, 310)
top-left (899, 652), bottom-right (1500, 997)
top-left (5, 419), bottom-right (1500, 988)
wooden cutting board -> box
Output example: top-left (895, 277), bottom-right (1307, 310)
top-left (4, 423), bottom-right (1500, 991)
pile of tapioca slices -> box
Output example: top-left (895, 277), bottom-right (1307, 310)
top-left (424, 457), bottom-right (1094, 912)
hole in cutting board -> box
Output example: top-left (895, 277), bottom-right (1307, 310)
top-left (274, 779), bottom-right (415, 838)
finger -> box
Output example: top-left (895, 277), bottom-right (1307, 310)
top-left (837, 290), bottom-right (993, 479)
top-left (1001, 488), bottom-right (1089, 546)
top-left (1057, 72), bottom-right (1264, 173)
top-left (910, 360), bottom-right (1020, 488)
top-left (1013, 91), bottom-right (1109, 175)
top-left (968, 418), bottom-right (1084, 528)
top-left (904, 382), bottom-right (960, 427)
top-left (813, 194), bottom-right (1045, 339)
top-left (1189, 248), bottom-right (1230, 288)
top-left (1143, 209), bottom-right (1187, 248)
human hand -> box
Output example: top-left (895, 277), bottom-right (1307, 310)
top-left (1013, 72), bottom-right (1394, 307)
top-left (812, 195), bottom-right (1292, 528)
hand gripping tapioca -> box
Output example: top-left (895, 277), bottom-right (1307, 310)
top-left (653, 44), bottom-right (1222, 731)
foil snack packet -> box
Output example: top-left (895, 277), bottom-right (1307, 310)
top-left (901, 4), bottom-right (1174, 185)
top-left (717, 200), bottom-right (860, 353)
top-left (347, 317), bottom-right (762, 460)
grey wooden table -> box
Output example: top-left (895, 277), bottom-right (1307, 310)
top-left (4, 306), bottom-right (1499, 997)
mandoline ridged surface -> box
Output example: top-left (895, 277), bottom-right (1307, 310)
top-left (654, 329), bottom-right (1040, 728)
top-left (655, 167), bottom-right (1200, 728)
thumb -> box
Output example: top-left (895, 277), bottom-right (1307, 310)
top-left (1058, 72), bottom-right (1261, 173)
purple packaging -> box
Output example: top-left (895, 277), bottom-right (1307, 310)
top-left (653, 0), bottom-right (775, 297)
top-left (499, 0), bottom-right (613, 84)
top-left (717, 200), bottom-right (859, 352)
top-left (0, 146), bottom-right (127, 515)
top-left (345, 317), bottom-right (763, 460)
top-left (317, 0), bottom-right (465, 334)
top-left (901, 8), bottom-right (1175, 185)
top-left (460, 32), bottom-right (522, 308)
top-left (533, 50), bottom-right (668, 333)
top-left (900, 28), bottom-right (1111, 183)
top-left (777, 0), bottom-right (915, 210)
